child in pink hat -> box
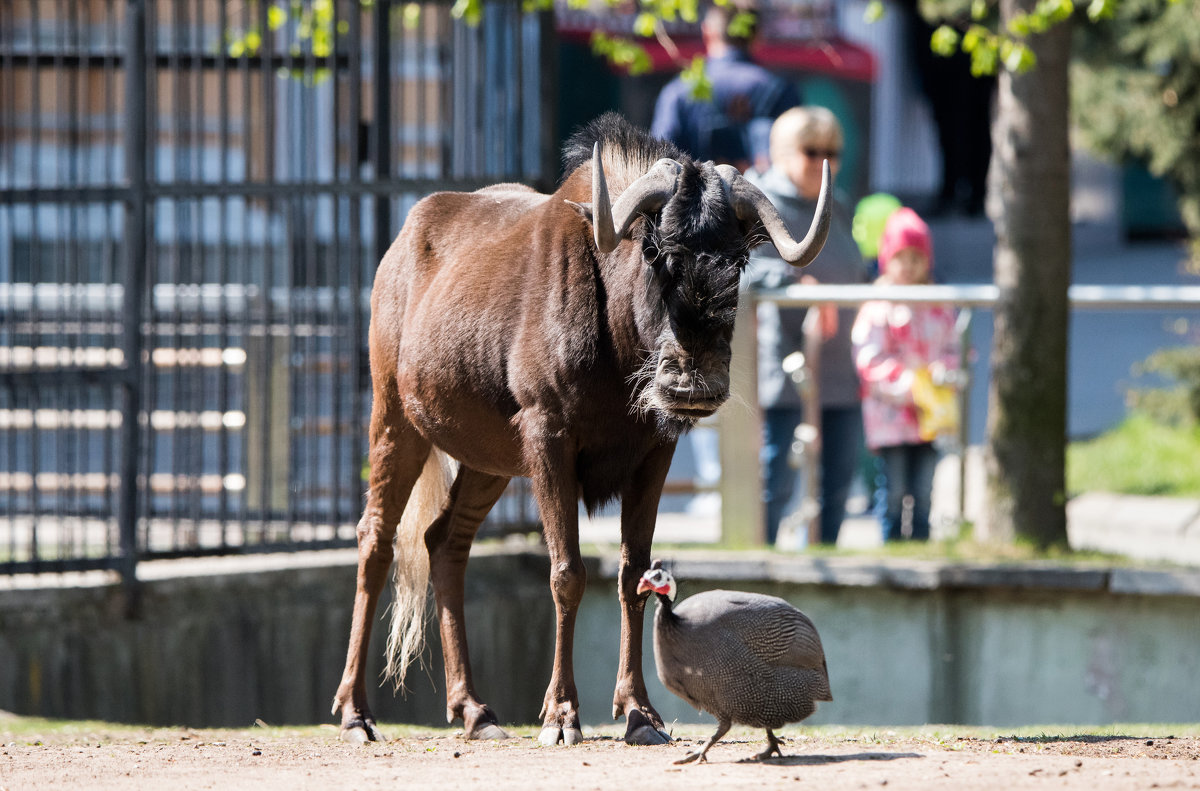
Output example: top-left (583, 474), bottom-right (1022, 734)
top-left (851, 208), bottom-right (961, 541)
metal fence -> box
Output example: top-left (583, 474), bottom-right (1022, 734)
top-left (1, 0), bottom-right (553, 582)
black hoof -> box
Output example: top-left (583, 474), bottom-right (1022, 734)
top-left (340, 719), bottom-right (386, 743)
top-left (623, 709), bottom-right (672, 746)
top-left (467, 723), bottom-right (512, 740)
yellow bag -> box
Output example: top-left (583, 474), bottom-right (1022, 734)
top-left (911, 367), bottom-right (959, 442)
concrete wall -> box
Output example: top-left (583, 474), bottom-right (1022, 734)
top-left (2, 549), bottom-right (1199, 729)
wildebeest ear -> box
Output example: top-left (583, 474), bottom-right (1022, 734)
top-left (564, 200), bottom-right (593, 222)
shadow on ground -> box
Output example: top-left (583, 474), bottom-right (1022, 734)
top-left (748, 751), bottom-right (925, 766)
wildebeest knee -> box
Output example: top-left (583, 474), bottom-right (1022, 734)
top-left (550, 560), bottom-right (586, 606)
top-left (356, 514), bottom-right (395, 568)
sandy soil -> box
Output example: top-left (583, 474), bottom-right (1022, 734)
top-left (2, 721), bottom-right (1199, 791)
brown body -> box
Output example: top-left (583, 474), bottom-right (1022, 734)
top-left (331, 114), bottom-right (831, 745)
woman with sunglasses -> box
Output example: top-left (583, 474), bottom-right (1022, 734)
top-left (746, 105), bottom-right (869, 547)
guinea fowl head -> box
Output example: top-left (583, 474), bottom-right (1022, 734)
top-left (636, 561), bottom-right (677, 602)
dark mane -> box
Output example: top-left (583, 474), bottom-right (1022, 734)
top-left (561, 112), bottom-right (687, 181)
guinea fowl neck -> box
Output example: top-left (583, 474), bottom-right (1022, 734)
top-left (654, 592), bottom-right (679, 625)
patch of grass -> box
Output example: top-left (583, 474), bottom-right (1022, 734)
top-left (1068, 412), bottom-right (1200, 497)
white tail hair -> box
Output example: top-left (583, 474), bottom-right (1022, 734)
top-left (383, 448), bottom-right (456, 691)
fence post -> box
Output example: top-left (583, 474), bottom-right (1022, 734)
top-left (719, 292), bottom-right (765, 546)
top-left (116, 0), bottom-right (148, 616)
top-left (956, 308), bottom-right (973, 523)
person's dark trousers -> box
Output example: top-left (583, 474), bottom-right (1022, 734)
top-left (762, 406), bottom-right (803, 545)
top-left (818, 404), bottom-right (863, 545)
top-left (875, 441), bottom-right (939, 541)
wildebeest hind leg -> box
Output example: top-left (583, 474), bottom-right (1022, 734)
top-left (426, 466), bottom-right (512, 739)
top-left (332, 404), bottom-right (431, 743)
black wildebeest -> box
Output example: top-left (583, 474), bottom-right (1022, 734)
top-left (331, 113), bottom-right (831, 746)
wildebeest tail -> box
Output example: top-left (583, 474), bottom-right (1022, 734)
top-left (383, 447), bottom-right (455, 691)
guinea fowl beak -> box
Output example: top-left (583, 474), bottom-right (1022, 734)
top-left (636, 578), bottom-right (653, 596)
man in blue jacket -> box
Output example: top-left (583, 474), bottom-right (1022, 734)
top-left (650, 2), bottom-right (799, 173)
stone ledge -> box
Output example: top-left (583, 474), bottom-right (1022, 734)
top-left (5, 544), bottom-right (1200, 600)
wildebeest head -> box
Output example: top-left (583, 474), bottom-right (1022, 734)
top-left (566, 116), bottom-right (831, 432)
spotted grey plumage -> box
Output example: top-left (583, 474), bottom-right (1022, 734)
top-left (638, 562), bottom-right (832, 764)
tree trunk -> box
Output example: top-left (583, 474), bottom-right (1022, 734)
top-left (982, 2), bottom-right (1072, 548)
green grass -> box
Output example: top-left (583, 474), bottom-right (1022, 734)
top-left (1068, 413), bottom-right (1200, 497)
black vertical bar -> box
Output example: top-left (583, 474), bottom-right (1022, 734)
top-left (103, 1), bottom-right (120, 539)
top-left (27, 0), bottom-right (43, 554)
top-left (257, 0), bottom-right (274, 534)
top-left (536, 7), bottom-right (557, 190)
top-left (329, 0), bottom-right (345, 528)
top-left (216, 0), bottom-right (231, 540)
top-left (237, 0), bottom-right (251, 535)
top-left (372, 0), bottom-right (391, 265)
top-left (117, 0), bottom-right (148, 614)
top-left (347, 0), bottom-right (364, 534)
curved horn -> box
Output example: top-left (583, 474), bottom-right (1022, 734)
top-left (718, 160), bottom-right (833, 267)
top-left (590, 143), bottom-right (682, 253)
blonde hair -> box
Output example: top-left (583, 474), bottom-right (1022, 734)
top-left (769, 106), bottom-right (844, 166)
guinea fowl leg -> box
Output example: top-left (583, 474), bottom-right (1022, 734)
top-left (427, 467), bottom-right (513, 739)
top-left (752, 729), bottom-right (784, 761)
top-left (674, 719), bottom-right (731, 765)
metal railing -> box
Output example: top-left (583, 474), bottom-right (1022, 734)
top-left (716, 282), bottom-right (1200, 545)
top-left (1, 0), bottom-right (554, 589)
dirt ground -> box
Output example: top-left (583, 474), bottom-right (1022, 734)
top-left (2, 719), bottom-right (1199, 791)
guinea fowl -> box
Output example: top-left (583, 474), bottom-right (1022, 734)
top-left (637, 562), bottom-right (832, 764)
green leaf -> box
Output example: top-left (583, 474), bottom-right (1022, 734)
top-left (1086, 0), bottom-right (1116, 20)
top-left (863, 0), bottom-right (884, 24)
top-left (633, 12), bottom-right (657, 38)
top-left (681, 55), bottom-right (713, 101)
top-left (970, 0), bottom-right (988, 20)
top-left (962, 25), bottom-right (990, 53)
top-left (244, 30), bottom-right (262, 54)
top-left (930, 25), bottom-right (960, 56)
top-left (727, 11), bottom-right (757, 38)
top-left (969, 42), bottom-right (999, 76)
top-left (451, 0), bottom-right (483, 25)
top-left (402, 2), bottom-right (421, 29)
top-left (1036, 0), bottom-right (1074, 24)
top-left (314, 0), bottom-right (333, 25)
top-left (312, 27), bottom-right (331, 57)
top-left (267, 5), bottom-right (287, 31)
top-left (1002, 40), bottom-right (1036, 72)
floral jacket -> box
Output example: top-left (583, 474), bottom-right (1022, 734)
top-left (851, 299), bottom-right (960, 450)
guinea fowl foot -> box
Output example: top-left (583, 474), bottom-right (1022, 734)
top-left (673, 751), bottom-right (706, 765)
top-left (751, 729), bottom-right (785, 761)
top-left (623, 708), bottom-right (672, 746)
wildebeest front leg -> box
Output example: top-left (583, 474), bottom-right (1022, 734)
top-left (332, 412), bottom-right (430, 743)
top-left (614, 440), bottom-right (675, 745)
top-left (527, 432), bottom-right (586, 746)
top-left (426, 466), bottom-right (512, 739)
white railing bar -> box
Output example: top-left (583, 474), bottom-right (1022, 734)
top-left (756, 283), bottom-right (1200, 310)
